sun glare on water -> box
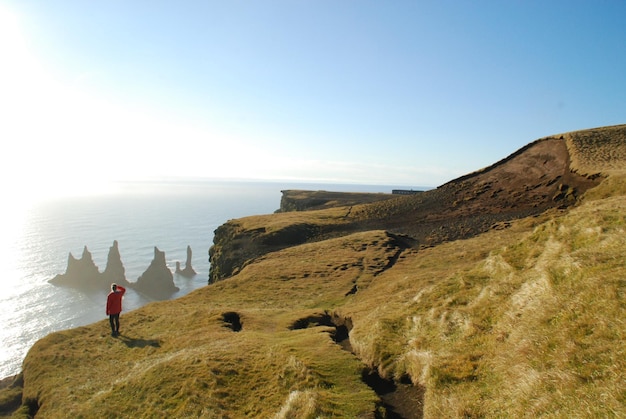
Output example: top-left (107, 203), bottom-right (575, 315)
top-left (0, 6), bottom-right (137, 205)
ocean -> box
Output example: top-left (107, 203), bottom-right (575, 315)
top-left (0, 179), bottom-right (405, 379)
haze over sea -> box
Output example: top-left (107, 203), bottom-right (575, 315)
top-left (0, 179), bottom-right (414, 379)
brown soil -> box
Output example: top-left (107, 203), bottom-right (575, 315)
top-left (353, 137), bottom-right (600, 242)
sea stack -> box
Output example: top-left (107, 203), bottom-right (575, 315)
top-left (133, 247), bottom-right (179, 299)
top-left (101, 240), bottom-right (131, 287)
top-left (49, 246), bottom-right (101, 288)
top-left (175, 245), bottom-right (197, 277)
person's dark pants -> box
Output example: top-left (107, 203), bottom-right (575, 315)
top-left (109, 313), bottom-right (120, 335)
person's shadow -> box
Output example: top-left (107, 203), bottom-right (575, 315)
top-left (117, 334), bottom-right (160, 348)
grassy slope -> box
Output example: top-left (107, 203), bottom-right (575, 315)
top-left (16, 232), bottom-right (403, 418)
top-left (343, 176), bottom-right (626, 417)
top-left (6, 176), bottom-right (624, 418)
top-left (3, 126), bottom-right (626, 418)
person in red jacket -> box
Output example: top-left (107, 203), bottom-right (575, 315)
top-left (106, 283), bottom-right (126, 337)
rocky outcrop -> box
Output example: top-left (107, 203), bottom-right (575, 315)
top-left (208, 221), bottom-right (334, 283)
top-left (133, 247), bottom-right (179, 299)
top-left (49, 241), bottom-right (186, 297)
top-left (49, 246), bottom-right (101, 288)
top-left (101, 241), bottom-right (131, 287)
top-left (175, 245), bottom-right (197, 277)
top-left (49, 242), bottom-right (130, 289)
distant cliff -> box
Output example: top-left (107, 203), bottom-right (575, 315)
top-left (278, 190), bottom-right (398, 212)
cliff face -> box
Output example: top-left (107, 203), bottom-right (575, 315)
top-left (209, 129), bottom-right (610, 284)
top-left (209, 219), bottom-right (334, 283)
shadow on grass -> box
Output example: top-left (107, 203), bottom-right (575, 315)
top-left (117, 335), bottom-right (161, 348)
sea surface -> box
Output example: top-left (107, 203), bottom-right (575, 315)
top-left (0, 179), bottom-right (407, 379)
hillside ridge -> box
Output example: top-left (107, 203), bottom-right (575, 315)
top-left (209, 126), bottom-right (617, 283)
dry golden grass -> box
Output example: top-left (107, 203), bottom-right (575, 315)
top-left (564, 124), bottom-right (626, 176)
top-left (338, 175), bottom-right (626, 417)
top-left (235, 206), bottom-right (350, 232)
top-left (14, 233), bottom-right (403, 418)
top-left (4, 128), bottom-right (626, 417)
top-left (8, 176), bottom-right (625, 417)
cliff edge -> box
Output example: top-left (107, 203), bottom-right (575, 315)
top-left (278, 189), bottom-right (399, 212)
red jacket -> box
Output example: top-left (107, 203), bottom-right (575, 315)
top-left (106, 285), bottom-right (126, 315)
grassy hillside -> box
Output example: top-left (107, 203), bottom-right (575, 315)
top-left (209, 134), bottom-right (603, 283)
top-left (342, 175), bottom-right (626, 417)
top-left (2, 126), bottom-right (625, 418)
top-left (564, 124), bottom-right (626, 176)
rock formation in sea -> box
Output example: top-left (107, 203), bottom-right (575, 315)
top-left (101, 240), bottom-right (131, 287)
top-left (175, 245), bottom-right (197, 277)
top-left (133, 247), bottom-right (179, 299)
top-left (49, 246), bottom-right (102, 288)
top-left (49, 241), bottom-right (131, 289)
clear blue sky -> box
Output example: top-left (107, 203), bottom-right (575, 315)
top-left (1, 1), bottom-right (624, 199)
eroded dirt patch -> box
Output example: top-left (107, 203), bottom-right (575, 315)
top-left (290, 312), bottom-right (353, 351)
top-left (222, 312), bottom-right (242, 332)
top-left (290, 312), bottom-right (423, 417)
top-left (362, 368), bottom-right (425, 419)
